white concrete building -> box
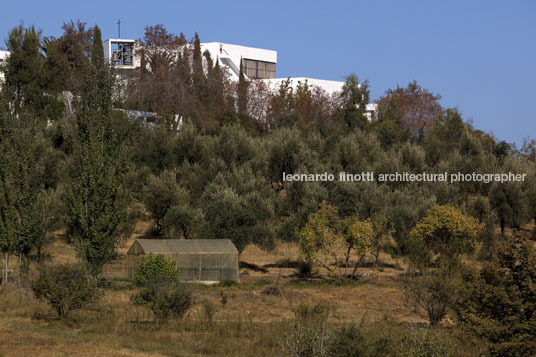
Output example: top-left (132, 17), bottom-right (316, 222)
top-left (199, 44), bottom-right (377, 120)
top-left (201, 42), bottom-right (277, 82)
top-left (0, 50), bottom-right (10, 83)
top-left (102, 38), bottom-right (378, 119)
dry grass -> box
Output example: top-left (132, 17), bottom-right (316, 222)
top-left (2, 220), bottom-right (485, 356)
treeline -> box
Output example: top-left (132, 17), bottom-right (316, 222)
top-left (1, 21), bottom-right (536, 269)
top-left (1, 21), bottom-right (536, 354)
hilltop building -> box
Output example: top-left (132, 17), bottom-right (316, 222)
top-left (1, 38), bottom-right (377, 119)
top-left (104, 38), bottom-right (377, 119)
top-left (0, 50), bottom-right (9, 83)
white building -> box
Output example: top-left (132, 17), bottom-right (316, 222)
top-left (199, 43), bottom-right (377, 120)
top-left (201, 42), bottom-right (277, 82)
top-left (105, 38), bottom-right (379, 119)
top-left (0, 50), bottom-right (10, 83)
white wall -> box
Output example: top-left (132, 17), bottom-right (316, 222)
top-left (263, 77), bottom-right (345, 94)
top-left (201, 42), bottom-right (277, 81)
top-left (0, 50), bottom-right (10, 83)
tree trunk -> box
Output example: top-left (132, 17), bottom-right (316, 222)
top-left (344, 246), bottom-right (351, 277)
top-left (350, 254), bottom-right (366, 279)
top-left (2, 253), bottom-right (9, 286)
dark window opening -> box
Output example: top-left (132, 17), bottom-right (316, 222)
top-left (242, 58), bottom-right (276, 79)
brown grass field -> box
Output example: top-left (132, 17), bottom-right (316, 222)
top-left (0, 219), bottom-right (501, 356)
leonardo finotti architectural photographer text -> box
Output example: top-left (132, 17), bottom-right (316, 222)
top-left (282, 171), bottom-right (527, 184)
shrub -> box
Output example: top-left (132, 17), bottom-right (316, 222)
top-left (401, 328), bottom-right (452, 357)
top-left (398, 267), bottom-right (454, 327)
top-left (262, 284), bottom-right (283, 296)
top-left (329, 321), bottom-right (395, 357)
top-left (281, 303), bottom-right (331, 357)
top-left (132, 253), bottom-right (191, 322)
top-left (32, 263), bottom-right (99, 318)
top-left (219, 279), bottom-right (237, 287)
top-left (134, 253), bottom-right (180, 286)
top-left (453, 231), bottom-right (536, 356)
top-left (203, 300), bottom-right (217, 323)
top-left (132, 282), bottom-right (193, 322)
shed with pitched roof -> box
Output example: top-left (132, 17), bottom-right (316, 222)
top-left (127, 239), bottom-right (239, 283)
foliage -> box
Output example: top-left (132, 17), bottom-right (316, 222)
top-left (298, 202), bottom-right (373, 278)
top-left (328, 319), bottom-right (395, 357)
top-left (335, 74), bottom-right (370, 130)
top-left (132, 253), bottom-right (191, 322)
top-left (376, 80), bottom-right (443, 132)
top-left (132, 282), bottom-right (193, 322)
top-left (341, 216), bottom-right (373, 277)
top-left (409, 205), bottom-right (483, 267)
top-left (0, 93), bottom-right (47, 283)
top-left (281, 303), bottom-right (331, 357)
top-left (66, 40), bottom-right (128, 278)
top-left (143, 171), bottom-right (188, 234)
top-left (453, 231), bottom-right (536, 356)
top-left (133, 253), bottom-right (180, 287)
top-left (201, 179), bottom-right (274, 253)
top-left (32, 263), bottom-right (99, 318)
top-left (489, 174), bottom-right (527, 234)
top-left (0, 21), bottom-right (535, 355)
top-left (399, 264), bottom-right (456, 327)
top-left (370, 216), bottom-right (395, 267)
top-left (298, 201), bottom-right (341, 266)
top-left (401, 328), bottom-right (452, 357)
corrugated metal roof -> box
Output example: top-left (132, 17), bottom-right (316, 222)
top-left (131, 239), bottom-right (238, 254)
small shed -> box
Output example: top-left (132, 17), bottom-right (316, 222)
top-left (127, 239), bottom-right (239, 283)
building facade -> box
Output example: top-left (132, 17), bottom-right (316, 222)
top-left (0, 50), bottom-right (10, 83)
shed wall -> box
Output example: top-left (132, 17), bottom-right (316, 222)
top-left (127, 242), bottom-right (239, 283)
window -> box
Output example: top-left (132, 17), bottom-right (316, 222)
top-left (242, 58), bottom-right (276, 79)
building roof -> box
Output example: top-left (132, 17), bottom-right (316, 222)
top-left (128, 239), bottom-right (238, 255)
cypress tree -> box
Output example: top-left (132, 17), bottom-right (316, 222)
top-left (192, 32), bottom-right (204, 94)
top-left (67, 60), bottom-right (127, 278)
top-left (91, 25), bottom-right (104, 70)
top-left (237, 57), bottom-right (248, 114)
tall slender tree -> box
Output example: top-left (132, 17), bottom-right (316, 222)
top-left (237, 57), bottom-right (249, 114)
top-left (67, 33), bottom-right (127, 278)
top-left (91, 25), bottom-right (104, 70)
top-left (0, 100), bottom-right (45, 284)
top-left (192, 32), bottom-right (205, 99)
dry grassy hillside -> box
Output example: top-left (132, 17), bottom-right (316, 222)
top-left (0, 219), bottom-right (500, 356)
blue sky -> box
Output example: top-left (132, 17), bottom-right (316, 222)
top-left (2, 0), bottom-right (535, 145)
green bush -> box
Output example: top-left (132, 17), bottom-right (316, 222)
top-left (329, 321), bottom-right (394, 357)
top-left (32, 263), bottom-right (99, 318)
top-left (132, 253), bottom-right (191, 322)
top-left (134, 253), bottom-right (180, 286)
top-left (453, 231), bottom-right (536, 356)
top-left (132, 282), bottom-right (193, 322)
top-left (219, 279), bottom-right (237, 287)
